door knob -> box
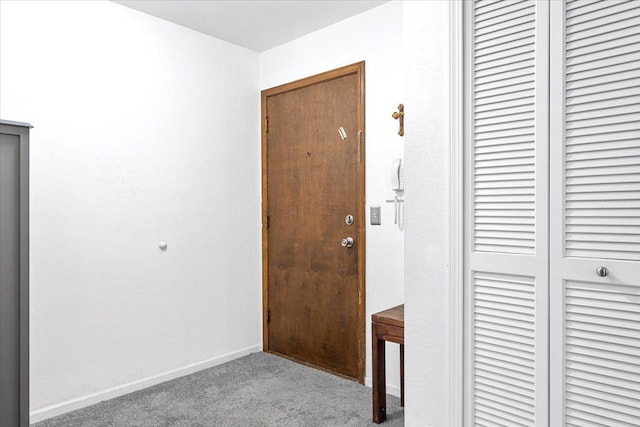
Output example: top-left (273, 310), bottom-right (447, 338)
top-left (596, 266), bottom-right (608, 277)
top-left (341, 237), bottom-right (354, 248)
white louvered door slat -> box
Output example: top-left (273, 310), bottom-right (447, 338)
top-left (472, 0), bottom-right (538, 255)
top-left (551, 1), bottom-right (640, 426)
top-left (464, 1), bottom-right (549, 425)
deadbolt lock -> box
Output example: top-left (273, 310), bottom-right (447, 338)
top-left (345, 214), bottom-right (354, 226)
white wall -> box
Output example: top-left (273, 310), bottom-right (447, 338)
top-left (260, 0), bottom-right (406, 395)
top-left (1, 1), bottom-right (457, 424)
top-left (403, 1), bottom-right (453, 426)
top-left (0, 1), bottom-right (262, 422)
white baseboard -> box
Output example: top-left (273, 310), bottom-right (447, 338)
top-left (364, 376), bottom-right (401, 398)
top-left (30, 344), bottom-right (262, 424)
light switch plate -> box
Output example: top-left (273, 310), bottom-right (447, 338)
top-left (370, 206), bottom-right (381, 225)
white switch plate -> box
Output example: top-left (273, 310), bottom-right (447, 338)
top-left (370, 206), bottom-right (381, 225)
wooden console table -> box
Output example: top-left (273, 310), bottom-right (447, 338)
top-left (371, 304), bottom-right (404, 424)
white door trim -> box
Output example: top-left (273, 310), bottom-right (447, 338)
top-left (549, 1), bottom-right (564, 422)
top-left (449, 1), bottom-right (464, 426)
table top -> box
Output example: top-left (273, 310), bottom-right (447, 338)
top-left (371, 304), bottom-right (404, 328)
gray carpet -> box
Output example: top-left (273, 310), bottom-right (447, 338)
top-left (34, 352), bottom-right (404, 426)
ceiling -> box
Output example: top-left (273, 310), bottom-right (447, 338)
top-left (112, 0), bottom-right (390, 52)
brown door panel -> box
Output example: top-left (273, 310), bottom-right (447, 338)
top-left (262, 64), bottom-right (365, 381)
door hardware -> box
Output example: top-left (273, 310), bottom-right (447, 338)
top-left (596, 266), bottom-right (608, 277)
top-left (341, 237), bottom-right (354, 248)
top-left (345, 215), bottom-right (354, 226)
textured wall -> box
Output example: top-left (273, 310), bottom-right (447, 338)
top-left (403, 1), bottom-right (453, 426)
top-left (0, 1), bottom-right (261, 421)
top-left (0, 1), bottom-right (456, 424)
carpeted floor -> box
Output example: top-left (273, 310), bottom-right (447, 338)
top-left (33, 352), bottom-right (404, 426)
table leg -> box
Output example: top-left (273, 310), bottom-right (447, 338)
top-left (400, 344), bottom-right (404, 407)
top-left (372, 324), bottom-right (386, 424)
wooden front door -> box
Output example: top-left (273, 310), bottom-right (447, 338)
top-left (261, 62), bottom-right (365, 382)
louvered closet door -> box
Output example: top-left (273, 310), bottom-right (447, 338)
top-left (464, 1), bottom-right (549, 425)
top-left (550, 1), bottom-right (640, 425)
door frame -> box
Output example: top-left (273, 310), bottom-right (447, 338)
top-left (0, 120), bottom-right (30, 427)
top-left (450, 1), bottom-right (464, 425)
top-left (260, 62), bottom-right (366, 383)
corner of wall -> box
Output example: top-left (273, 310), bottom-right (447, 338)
top-left (402, 0), bottom-right (454, 425)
